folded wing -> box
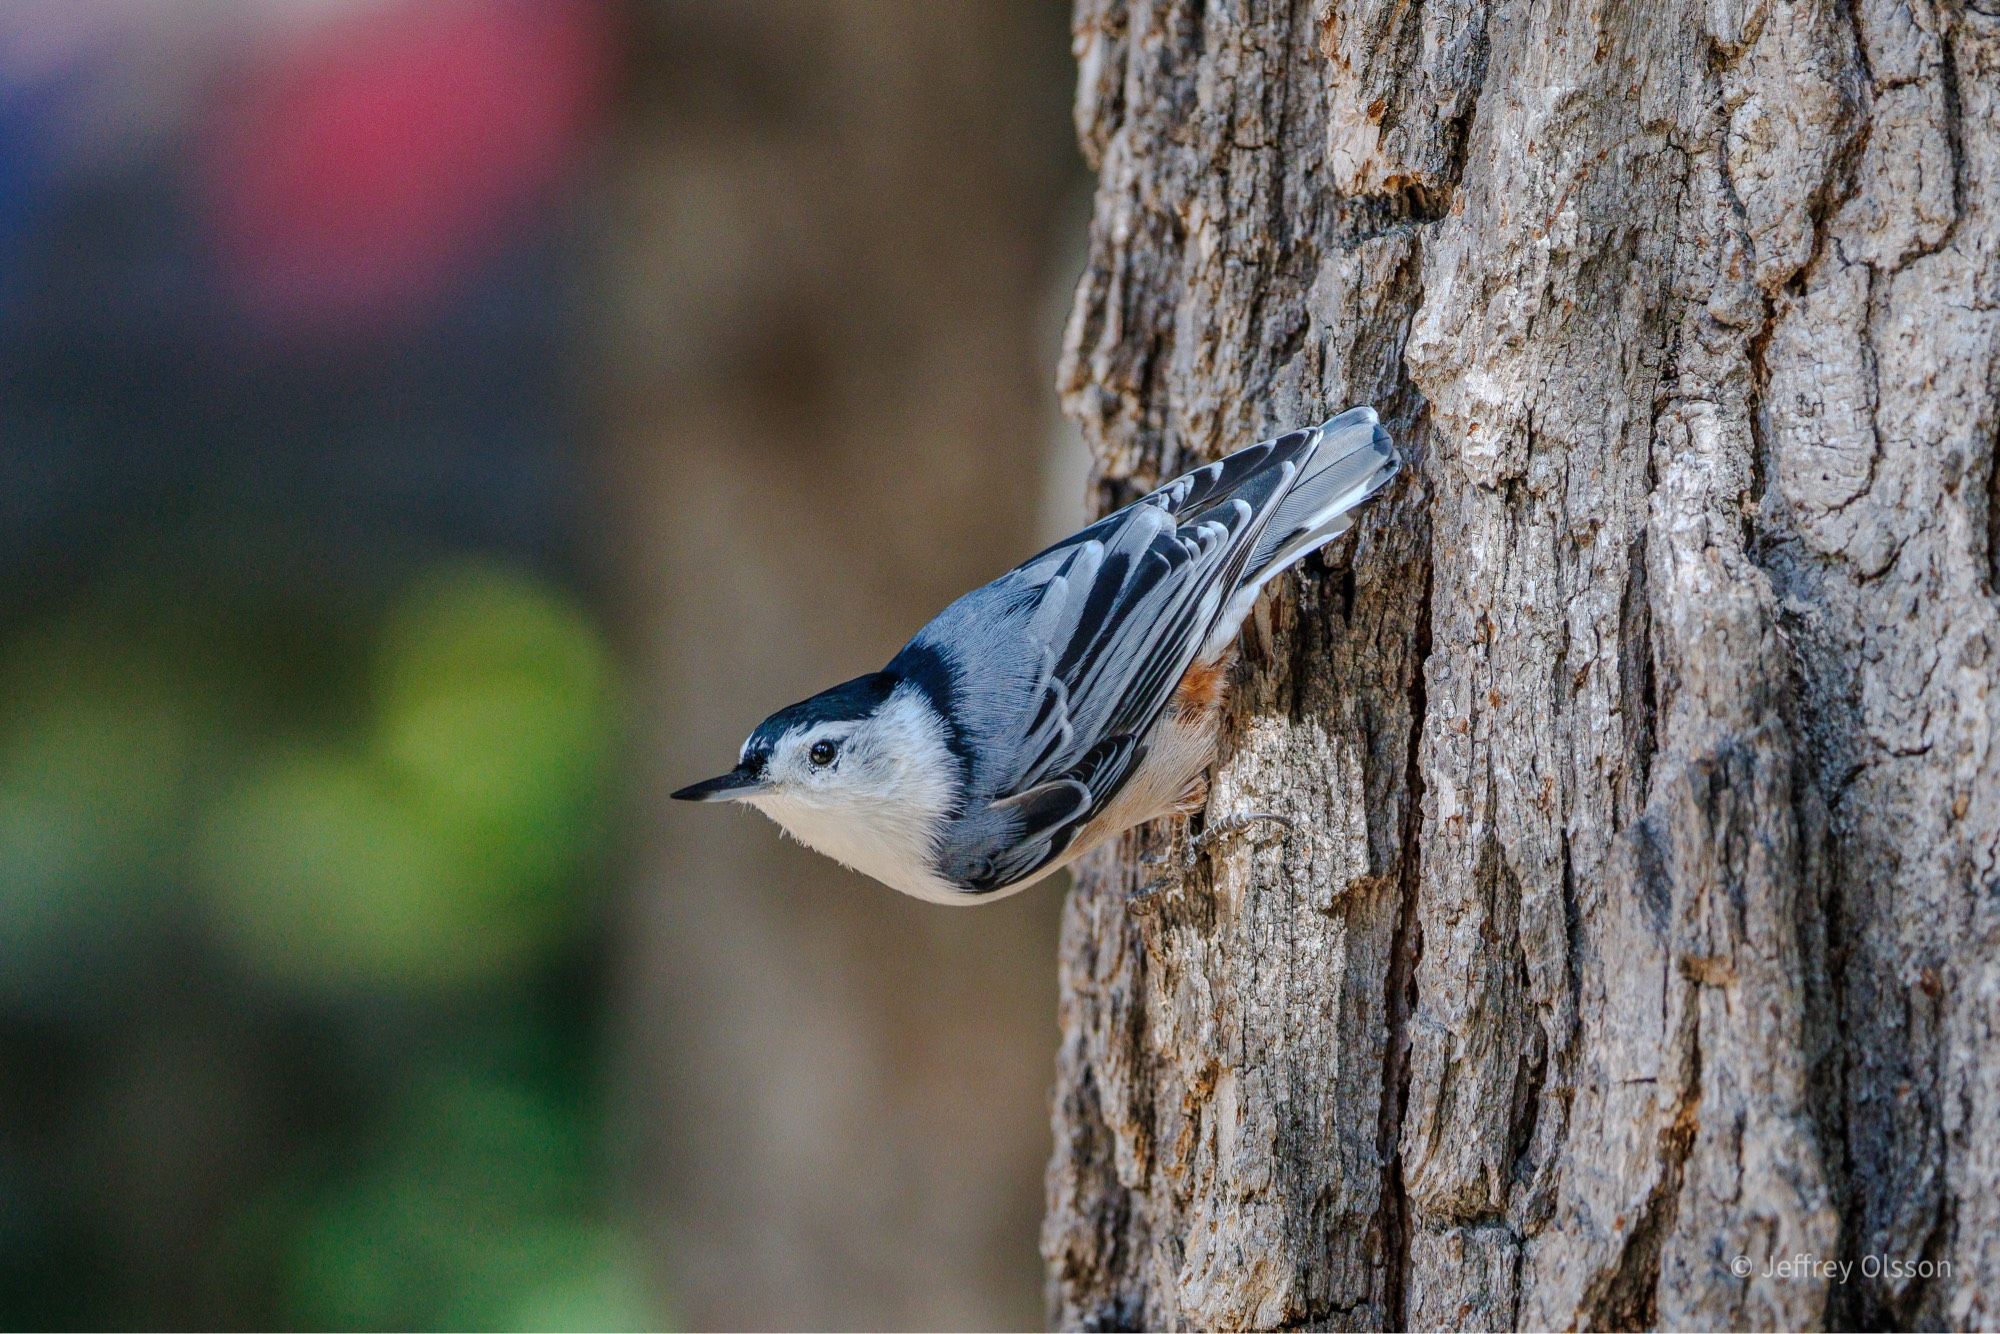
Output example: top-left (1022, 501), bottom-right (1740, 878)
top-left (905, 407), bottom-right (1397, 892)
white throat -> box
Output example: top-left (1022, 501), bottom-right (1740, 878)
top-left (744, 686), bottom-right (967, 903)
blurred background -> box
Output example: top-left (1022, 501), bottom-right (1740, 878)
top-left (0, 2), bottom-right (1086, 1328)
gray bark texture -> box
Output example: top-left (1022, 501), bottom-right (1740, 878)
top-left (1040, 0), bottom-right (2000, 1329)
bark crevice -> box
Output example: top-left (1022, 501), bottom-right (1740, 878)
top-left (1376, 551), bottom-right (1431, 1331)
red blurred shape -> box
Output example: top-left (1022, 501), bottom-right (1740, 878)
top-left (202, 0), bottom-right (609, 334)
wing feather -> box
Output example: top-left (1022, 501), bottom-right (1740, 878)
top-left (903, 409), bottom-right (1397, 893)
top-left (992, 469), bottom-right (1297, 804)
top-left (962, 733), bottom-right (1143, 892)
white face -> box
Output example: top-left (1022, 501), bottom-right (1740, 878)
top-left (745, 685), bottom-right (957, 813)
top-left (747, 718), bottom-right (875, 807)
top-left (736, 685), bottom-right (965, 901)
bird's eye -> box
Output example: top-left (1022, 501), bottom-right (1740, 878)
top-left (808, 739), bottom-right (839, 767)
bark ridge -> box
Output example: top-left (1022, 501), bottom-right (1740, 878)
top-left (1044, 0), bottom-right (2000, 1328)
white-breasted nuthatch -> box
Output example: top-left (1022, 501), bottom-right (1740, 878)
top-left (673, 406), bottom-right (1400, 904)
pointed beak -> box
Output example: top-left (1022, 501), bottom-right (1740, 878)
top-left (671, 766), bottom-right (766, 802)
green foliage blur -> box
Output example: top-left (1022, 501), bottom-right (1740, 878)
top-left (0, 561), bottom-right (657, 1330)
top-left (3, 4), bottom-right (678, 1326)
top-left (198, 564), bottom-right (615, 995)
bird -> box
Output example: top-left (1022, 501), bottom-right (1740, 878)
top-left (672, 406), bottom-right (1401, 905)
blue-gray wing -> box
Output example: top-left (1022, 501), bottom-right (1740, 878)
top-left (907, 408), bottom-right (1397, 892)
top-left (930, 734), bottom-right (1141, 894)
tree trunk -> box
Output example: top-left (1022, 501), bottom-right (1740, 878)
top-left (1041, 0), bottom-right (2000, 1329)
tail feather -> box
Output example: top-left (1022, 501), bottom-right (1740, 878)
top-left (1202, 407), bottom-right (1400, 657)
top-left (1248, 406), bottom-right (1399, 577)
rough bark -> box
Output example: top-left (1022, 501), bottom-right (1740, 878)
top-left (1042, 0), bottom-right (2000, 1329)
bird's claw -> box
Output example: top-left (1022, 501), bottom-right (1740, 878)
top-left (1126, 874), bottom-right (1176, 915)
top-left (1129, 812), bottom-right (1294, 913)
top-left (1186, 811), bottom-right (1294, 866)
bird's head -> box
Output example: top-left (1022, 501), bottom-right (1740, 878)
top-left (672, 671), bottom-right (955, 826)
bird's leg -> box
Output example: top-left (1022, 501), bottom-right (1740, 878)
top-left (1128, 825), bottom-right (1189, 914)
top-left (1129, 797), bottom-right (1295, 912)
top-left (1185, 810), bottom-right (1295, 868)
top-left (1126, 873), bottom-right (1176, 915)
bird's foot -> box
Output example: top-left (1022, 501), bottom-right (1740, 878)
top-left (1186, 811), bottom-right (1295, 867)
top-left (1128, 812), bottom-right (1293, 914)
top-left (1126, 874), bottom-right (1176, 915)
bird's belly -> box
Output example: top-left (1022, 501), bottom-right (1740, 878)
top-left (1056, 704), bottom-right (1221, 870)
top-left (957, 648), bottom-right (1235, 901)
top-left (752, 792), bottom-right (967, 904)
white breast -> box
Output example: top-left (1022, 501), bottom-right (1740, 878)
top-left (752, 790), bottom-right (968, 903)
